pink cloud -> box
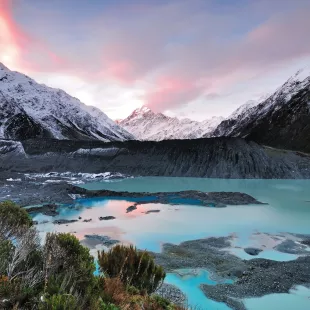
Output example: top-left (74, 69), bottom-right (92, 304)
top-left (141, 6), bottom-right (310, 111)
top-left (145, 75), bottom-right (204, 111)
top-left (2, 0), bottom-right (310, 114)
top-left (105, 60), bottom-right (134, 82)
top-left (0, 0), bottom-right (68, 73)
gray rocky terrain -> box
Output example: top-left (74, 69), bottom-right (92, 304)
top-left (151, 236), bottom-right (310, 310)
top-left (1, 137), bottom-right (310, 179)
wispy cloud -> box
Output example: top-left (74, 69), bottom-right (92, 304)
top-left (1, 0), bottom-right (310, 119)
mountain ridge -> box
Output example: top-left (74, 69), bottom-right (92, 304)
top-left (1, 137), bottom-right (310, 179)
top-left (0, 63), bottom-right (134, 142)
top-left (210, 67), bottom-right (310, 153)
top-left (118, 105), bottom-right (224, 141)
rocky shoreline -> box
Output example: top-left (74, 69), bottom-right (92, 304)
top-left (151, 235), bottom-right (310, 310)
top-left (71, 187), bottom-right (265, 208)
top-left (154, 283), bottom-right (187, 306)
top-left (0, 175), bottom-right (265, 210)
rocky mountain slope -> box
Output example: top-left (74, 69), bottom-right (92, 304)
top-left (211, 68), bottom-right (310, 153)
top-left (1, 137), bottom-right (310, 179)
top-left (0, 63), bottom-right (134, 141)
top-left (118, 106), bottom-right (223, 141)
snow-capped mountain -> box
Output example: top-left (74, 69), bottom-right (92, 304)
top-left (118, 106), bottom-right (224, 141)
top-left (211, 67), bottom-right (310, 152)
top-left (0, 63), bottom-right (134, 141)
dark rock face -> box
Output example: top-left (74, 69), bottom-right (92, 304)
top-left (242, 88), bottom-right (310, 153)
top-left (53, 219), bottom-right (78, 225)
top-left (145, 210), bottom-right (160, 214)
top-left (99, 216), bottom-right (116, 221)
top-left (212, 80), bottom-right (310, 154)
top-left (84, 234), bottom-right (119, 247)
top-left (274, 240), bottom-right (308, 254)
top-left (244, 247), bottom-right (262, 256)
top-left (27, 204), bottom-right (59, 216)
top-left (0, 137), bottom-right (309, 179)
top-left (5, 113), bottom-right (53, 140)
top-left (301, 239), bottom-right (310, 246)
top-left (126, 205), bottom-right (137, 213)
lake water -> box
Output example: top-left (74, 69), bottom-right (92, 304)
top-left (34, 177), bottom-right (310, 310)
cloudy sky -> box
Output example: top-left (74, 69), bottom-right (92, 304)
top-left (1, 0), bottom-right (310, 121)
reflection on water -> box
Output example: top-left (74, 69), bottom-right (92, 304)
top-left (34, 177), bottom-right (310, 310)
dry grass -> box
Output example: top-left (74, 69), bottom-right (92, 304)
top-left (101, 277), bottom-right (190, 310)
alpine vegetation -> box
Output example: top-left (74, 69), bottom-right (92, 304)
top-left (0, 201), bottom-right (186, 310)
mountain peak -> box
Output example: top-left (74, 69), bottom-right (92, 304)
top-left (136, 105), bottom-right (152, 114)
top-left (119, 105), bottom-right (224, 141)
top-left (293, 66), bottom-right (310, 82)
top-left (125, 105), bottom-right (155, 120)
top-left (0, 62), bottom-right (9, 71)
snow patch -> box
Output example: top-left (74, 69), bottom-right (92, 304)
top-left (6, 178), bottom-right (22, 182)
top-left (68, 194), bottom-right (83, 200)
top-left (74, 147), bottom-right (119, 156)
top-left (24, 171), bottom-right (131, 184)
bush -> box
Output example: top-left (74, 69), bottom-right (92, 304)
top-left (98, 245), bottom-right (166, 294)
top-left (0, 276), bottom-right (39, 309)
top-left (0, 201), bottom-right (33, 239)
top-left (0, 240), bottom-right (14, 274)
top-left (151, 295), bottom-right (171, 309)
top-left (0, 202), bottom-right (184, 309)
top-left (99, 301), bottom-right (120, 310)
top-left (126, 285), bottom-right (140, 295)
top-left (44, 233), bottom-right (98, 308)
top-left (45, 233), bottom-right (95, 278)
top-left (39, 293), bottom-right (79, 310)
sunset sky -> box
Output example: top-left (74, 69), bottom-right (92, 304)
top-left (1, 0), bottom-right (310, 120)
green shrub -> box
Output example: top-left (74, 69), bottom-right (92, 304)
top-left (151, 295), bottom-right (175, 309)
top-left (0, 202), bottom-right (182, 309)
top-left (44, 233), bottom-right (98, 308)
top-left (98, 245), bottom-right (165, 294)
top-left (0, 276), bottom-right (40, 309)
top-left (39, 293), bottom-right (79, 310)
top-left (99, 301), bottom-right (120, 310)
top-left (0, 200), bottom-right (33, 238)
top-left (0, 240), bottom-right (14, 274)
top-left (126, 285), bottom-right (140, 295)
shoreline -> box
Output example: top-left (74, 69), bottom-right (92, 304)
top-left (150, 235), bottom-right (310, 310)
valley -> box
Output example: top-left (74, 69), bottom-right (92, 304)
top-left (1, 64), bottom-right (310, 310)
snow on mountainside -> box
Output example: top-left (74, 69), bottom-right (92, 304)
top-left (210, 67), bottom-right (310, 138)
top-left (0, 63), bottom-right (134, 141)
top-left (118, 106), bottom-right (224, 141)
top-left (210, 67), bottom-right (310, 153)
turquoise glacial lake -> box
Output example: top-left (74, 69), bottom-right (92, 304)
top-left (34, 177), bottom-right (310, 310)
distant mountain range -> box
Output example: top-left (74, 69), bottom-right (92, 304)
top-left (0, 61), bottom-right (309, 153)
top-left (118, 68), bottom-right (310, 153)
top-left (117, 106), bottom-right (224, 141)
top-left (0, 63), bottom-right (133, 141)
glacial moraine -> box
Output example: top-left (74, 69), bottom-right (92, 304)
top-left (151, 236), bottom-right (310, 310)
